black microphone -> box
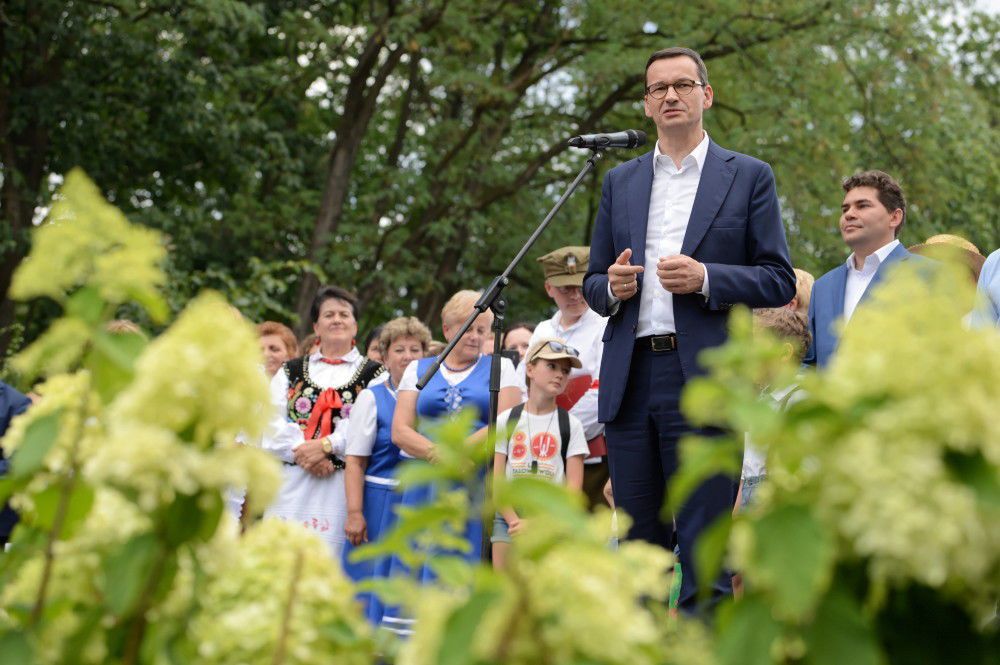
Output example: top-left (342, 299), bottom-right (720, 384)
top-left (567, 129), bottom-right (647, 150)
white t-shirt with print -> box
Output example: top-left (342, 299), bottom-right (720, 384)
top-left (495, 406), bottom-right (588, 484)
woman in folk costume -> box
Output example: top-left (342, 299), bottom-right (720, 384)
top-left (262, 285), bottom-right (383, 557)
top-left (341, 316), bottom-right (432, 624)
top-left (380, 291), bottom-right (521, 636)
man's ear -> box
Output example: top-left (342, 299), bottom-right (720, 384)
top-left (781, 341), bottom-right (796, 362)
top-left (543, 281), bottom-right (556, 299)
top-left (889, 208), bottom-right (904, 232)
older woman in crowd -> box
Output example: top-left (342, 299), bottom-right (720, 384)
top-left (381, 290), bottom-right (521, 635)
top-left (261, 286), bottom-right (384, 557)
top-left (341, 316), bottom-right (431, 624)
top-left (256, 321), bottom-right (298, 378)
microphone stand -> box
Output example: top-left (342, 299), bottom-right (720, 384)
top-left (416, 148), bottom-right (607, 560)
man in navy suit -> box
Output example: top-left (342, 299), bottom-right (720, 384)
top-left (804, 170), bottom-right (915, 368)
top-left (1, 381), bottom-right (32, 547)
top-left (582, 47), bottom-right (795, 611)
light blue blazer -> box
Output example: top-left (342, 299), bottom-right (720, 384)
top-left (804, 243), bottom-right (918, 368)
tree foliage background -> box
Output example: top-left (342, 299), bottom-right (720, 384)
top-left (2, 0), bottom-right (997, 363)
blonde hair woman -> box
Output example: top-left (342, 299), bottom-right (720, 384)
top-left (382, 291), bottom-right (521, 634)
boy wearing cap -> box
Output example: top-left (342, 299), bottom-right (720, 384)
top-left (493, 338), bottom-right (590, 569)
top-left (526, 245), bottom-right (610, 509)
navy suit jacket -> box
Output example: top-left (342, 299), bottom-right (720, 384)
top-left (804, 243), bottom-right (917, 368)
top-left (1, 382), bottom-right (31, 539)
top-left (583, 140), bottom-right (796, 423)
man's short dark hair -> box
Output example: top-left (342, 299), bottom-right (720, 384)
top-left (310, 285), bottom-right (358, 324)
top-left (842, 170), bottom-right (907, 237)
top-left (645, 47), bottom-right (709, 86)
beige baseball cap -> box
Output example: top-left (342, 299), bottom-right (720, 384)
top-left (524, 337), bottom-right (583, 369)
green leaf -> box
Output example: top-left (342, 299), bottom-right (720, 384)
top-left (694, 513), bottom-right (732, 603)
top-left (750, 504), bottom-right (834, 619)
top-left (944, 450), bottom-right (1000, 507)
top-left (319, 619), bottom-right (367, 648)
top-left (161, 492), bottom-right (222, 546)
top-left (87, 330), bottom-right (147, 403)
top-left (9, 410), bottom-right (62, 478)
top-left (715, 595), bottom-right (783, 665)
top-left (101, 533), bottom-right (161, 616)
top-left (0, 630), bottom-right (34, 664)
top-left (426, 554), bottom-right (474, 587)
top-left (65, 286), bottom-right (105, 325)
top-left (802, 585), bottom-right (881, 665)
top-left (30, 481), bottom-right (95, 539)
top-left (436, 587), bottom-right (501, 665)
top-left (499, 476), bottom-right (587, 529)
top-left (396, 459), bottom-right (450, 487)
top-left (666, 435), bottom-right (741, 515)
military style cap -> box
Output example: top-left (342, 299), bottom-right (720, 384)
top-left (537, 246), bottom-right (590, 287)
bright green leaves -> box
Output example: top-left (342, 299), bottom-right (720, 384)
top-left (101, 533), bottom-right (162, 616)
top-left (716, 595), bottom-right (783, 665)
top-left (11, 169), bottom-right (167, 312)
top-left (693, 514), bottom-right (733, 603)
top-left (29, 482), bottom-right (95, 541)
top-left (10, 171), bottom-right (163, 388)
top-left (435, 582), bottom-right (504, 665)
top-left (8, 411), bottom-right (62, 479)
top-left (745, 504), bottom-right (835, 619)
top-left (802, 586), bottom-right (880, 665)
top-left (86, 329), bottom-right (147, 403)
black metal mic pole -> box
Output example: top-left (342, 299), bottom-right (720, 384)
top-left (416, 148), bottom-right (606, 393)
top-left (416, 148), bottom-right (606, 562)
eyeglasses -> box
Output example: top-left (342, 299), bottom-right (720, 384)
top-left (645, 79), bottom-right (705, 99)
top-left (530, 341), bottom-right (580, 362)
top-left (554, 285), bottom-right (582, 295)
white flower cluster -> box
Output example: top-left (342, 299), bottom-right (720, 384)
top-left (742, 263), bottom-right (1000, 616)
top-left (110, 292), bottom-right (271, 447)
top-left (10, 168), bottom-right (166, 311)
top-left (187, 519), bottom-right (373, 665)
top-left (399, 509), bottom-right (713, 665)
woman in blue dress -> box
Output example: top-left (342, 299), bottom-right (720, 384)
top-left (382, 290), bottom-right (521, 635)
top-left (340, 316), bottom-right (432, 625)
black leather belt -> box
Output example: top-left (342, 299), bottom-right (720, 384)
top-left (637, 334), bottom-right (678, 352)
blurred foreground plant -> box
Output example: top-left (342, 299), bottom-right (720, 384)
top-left (674, 261), bottom-right (1000, 665)
top-left (349, 410), bottom-right (714, 665)
top-left (0, 170), bottom-right (373, 664)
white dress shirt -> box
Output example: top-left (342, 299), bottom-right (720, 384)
top-left (262, 348), bottom-right (365, 463)
top-left (606, 133), bottom-right (711, 335)
top-left (843, 239), bottom-right (900, 322)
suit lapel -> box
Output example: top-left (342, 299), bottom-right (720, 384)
top-left (680, 142), bottom-right (736, 256)
top-left (829, 264), bottom-right (848, 326)
top-left (626, 151), bottom-right (654, 280)
top-left (859, 243), bottom-right (910, 306)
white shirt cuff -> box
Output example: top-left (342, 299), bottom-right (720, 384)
top-left (700, 265), bottom-right (710, 299)
top-left (606, 282), bottom-right (621, 314)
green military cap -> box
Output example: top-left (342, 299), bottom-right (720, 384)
top-left (537, 246), bottom-right (590, 287)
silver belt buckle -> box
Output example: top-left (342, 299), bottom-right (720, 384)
top-left (650, 335), bottom-right (676, 352)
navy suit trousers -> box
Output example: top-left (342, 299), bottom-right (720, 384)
top-left (605, 341), bottom-right (737, 612)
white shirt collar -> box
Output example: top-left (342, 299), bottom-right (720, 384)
top-left (846, 239), bottom-right (900, 273)
top-left (552, 306), bottom-right (599, 333)
top-left (310, 347), bottom-right (362, 364)
top-left (652, 131), bottom-right (710, 175)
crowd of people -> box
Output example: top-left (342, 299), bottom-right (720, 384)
top-left (2, 45), bottom-right (999, 634)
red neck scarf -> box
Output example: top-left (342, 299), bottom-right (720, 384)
top-left (305, 388), bottom-right (343, 439)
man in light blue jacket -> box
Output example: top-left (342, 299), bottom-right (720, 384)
top-left (804, 170), bottom-right (921, 368)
